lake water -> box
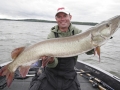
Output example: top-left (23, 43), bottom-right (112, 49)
top-left (0, 20), bottom-right (120, 78)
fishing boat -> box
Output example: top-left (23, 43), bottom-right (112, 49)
top-left (0, 60), bottom-right (120, 90)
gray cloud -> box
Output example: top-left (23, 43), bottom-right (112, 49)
top-left (0, 0), bottom-right (120, 22)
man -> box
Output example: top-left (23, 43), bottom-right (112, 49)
top-left (29, 7), bottom-right (93, 90)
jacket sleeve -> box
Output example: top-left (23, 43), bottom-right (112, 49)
top-left (73, 26), bottom-right (82, 34)
top-left (47, 57), bottom-right (58, 68)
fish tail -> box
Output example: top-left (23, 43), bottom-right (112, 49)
top-left (0, 65), bottom-right (14, 87)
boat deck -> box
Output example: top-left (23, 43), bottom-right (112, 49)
top-left (2, 74), bottom-right (98, 90)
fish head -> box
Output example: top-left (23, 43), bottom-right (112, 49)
top-left (91, 15), bottom-right (120, 46)
top-left (98, 15), bottom-right (120, 38)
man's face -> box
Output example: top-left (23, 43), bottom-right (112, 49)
top-left (55, 12), bottom-right (72, 31)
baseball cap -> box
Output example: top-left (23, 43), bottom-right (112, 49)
top-left (55, 7), bottom-right (70, 16)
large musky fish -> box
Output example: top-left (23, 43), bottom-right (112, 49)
top-left (0, 15), bottom-right (120, 87)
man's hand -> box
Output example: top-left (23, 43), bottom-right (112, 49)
top-left (41, 56), bottom-right (54, 67)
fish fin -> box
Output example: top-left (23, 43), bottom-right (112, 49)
top-left (19, 66), bottom-right (30, 77)
top-left (95, 46), bottom-right (101, 62)
top-left (0, 65), bottom-right (14, 87)
top-left (11, 47), bottom-right (25, 60)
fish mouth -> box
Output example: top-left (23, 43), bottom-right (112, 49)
top-left (111, 16), bottom-right (120, 34)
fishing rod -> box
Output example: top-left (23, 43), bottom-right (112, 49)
top-left (77, 69), bottom-right (114, 90)
top-left (79, 73), bottom-right (107, 90)
top-left (80, 69), bottom-right (114, 90)
top-left (74, 67), bottom-right (106, 90)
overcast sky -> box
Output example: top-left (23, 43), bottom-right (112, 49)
top-left (0, 0), bottom-right (120, 22)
